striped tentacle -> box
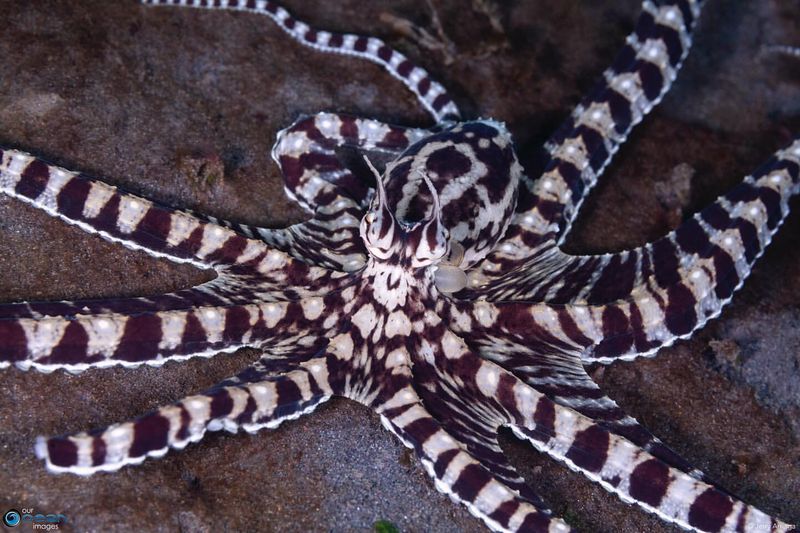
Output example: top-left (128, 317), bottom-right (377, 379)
top-left (566, 141), bottom-right (800, 363)
top-left (463, 0), bottom-right (705, 291)
top-left (403, 321), bottom-right (793, 532)
top-left (0, 277), bottom-right (244, 321)
top-left (540, 139), bottom-right (800, 307)
top-left (465, 136), bottom-right (800, 309)
top-left (37, 354), bottom-right (335, 474)
top-left (0, 285), bottom-right (339, 372)
top-left (443, 299), bottom-right (713, 483)
top-left (530, 0), bottom-right (703, 239)
top-left (448, 136), bottom-right (799, 365)
top-left (411, 322), bottom-right (553, 508)
top-left (375, 384), bottom-right (572, 533)
top-left (329, 287), bottom-right (569, 531)
top-left (510, 399), bottom-right (794, 533)
top-left (0, 147), bottom-right (335, 284)
top-left (140, 0), bottom-right (461, 123)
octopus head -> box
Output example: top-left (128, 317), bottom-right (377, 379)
top-left (360, 167), bottom-right (448, 262)
top-left (360, 158), bottom-right (468, 294)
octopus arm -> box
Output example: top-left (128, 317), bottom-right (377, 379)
top-left (529, 0), bottom-right (702, 240)
top-left (509, 393), bottom-right (793, 533)
top-left (450, 312), bottom-right (710, 482)
top-left (464, 139), bottom-right (800, 305)
top-left (567, 142), bottom-right (798, 364)
top-left (36, 352), bottom-right (334, 475)
top-left (372, 323), bottom-right (793, 532)
top-left (463, 0), bottom-right (706, 289)
top-left (450, 144), bottom-right (800, 365)
top-left (0, 275), bottom-right (336, 373)
top-left (0, 147), bottom-right (340, 285)
top-left (141, 0), bottom-right (461, 123)
top-left (375, 383), bottom-right (572, 533)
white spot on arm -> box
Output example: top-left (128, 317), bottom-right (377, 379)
top-left (197, 307), bottom-right (225, 343)
top-left (301, 298), bottom-right (324, 320)
top-left (82, 181), bottom-right (116, 219)
top-left (196, 223), bottom-right (231, 259)
top-left (384, 311), bottom-right (412, 337)
top-left (262, 302), bottom-right (286, 327)
top-left (475, 363), bottom-right (501, 399)
top-left (166, 213), bottom-right (200, 248)
top-left (441, 330), bottom-right (466, 359)
top-left (159, 311), bottom-right (188, 351)
top-left (351, 304), bottom-right (378, 338)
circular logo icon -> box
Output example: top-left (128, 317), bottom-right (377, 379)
top-left (3, 509), bottom-right (21, 527)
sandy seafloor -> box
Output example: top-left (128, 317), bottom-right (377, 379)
top-left (0, 1), bottom-right (798, 531)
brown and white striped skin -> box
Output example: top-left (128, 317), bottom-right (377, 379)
top-left (458, 141), bottom-right (800, 364)
top-left (0, 280), bottom-right (348, 374)
top-left (140, 0), bottom-right (461, 123)
top-left (441, 297), bottom-right (715, 485)
top-left (1, 0), bottom-right (798, 532)
top-left (0, 147), bottom-right (347, 283)
top-left (254, 112), bottom-right (433, 271)
top-left (465, 139), bottom-right (800, 309)
top-left (38, 353), bottom-right (335, 474)
top-left (462, 0), bottom-right (710, 296)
